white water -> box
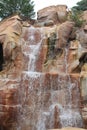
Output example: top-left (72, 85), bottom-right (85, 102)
top-left (21, 27), bottom-right (83, 130)
top-left (28, 44), bottom-right (41, 71)
top-left (64, 48), bottom-right (69, 74)
top-left (27, 27), bottom-right (44, 71)
top-left (35, 75), bottom-right (83, 130)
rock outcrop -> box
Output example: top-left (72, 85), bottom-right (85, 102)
top-left (82, 11), bottom-right (87, 22)
top-left (36, 5), bottom-right (68, 26)
top-left (0, 5), bottom-right (87, 130)
top-left (0, 15), bottom-right (25, 130)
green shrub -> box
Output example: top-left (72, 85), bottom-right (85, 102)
top-left (47, 32), bottom-right (57, 60)
top-left (70, 10), bottom-right (85, 27)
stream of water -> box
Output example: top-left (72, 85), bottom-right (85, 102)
top-left (21, 26), bottom-right (83, 130)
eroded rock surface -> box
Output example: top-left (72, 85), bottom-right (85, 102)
top-left (0, 5), bottom-right (87, 130)
top-left (0, 15), bottom-right (24, 130)
top-left (36, 5), bottom-right (68, 26)
top-left (48, 127), bottom-right (87, 130)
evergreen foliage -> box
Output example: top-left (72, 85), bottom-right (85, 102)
top-left (0, 0), bottom-right (35, 19)
top-left (70, 10), bottom-right (85, 27)
top-left (72, 0), bottom-right (87, 11)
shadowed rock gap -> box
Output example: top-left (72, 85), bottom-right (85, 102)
top-left (0, 43), bottom-right (4, 71)
top-left (72, 53), bottom-right (87, 73)
top-left (0, 126), bottom-right (6, 130)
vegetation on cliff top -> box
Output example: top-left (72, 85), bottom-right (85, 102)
top-left (69, 10), bottom-right (85, 27)
top-left (70, 0), bottom-right (87, 27)
top-left (72, 0), bottom-right (87, 11)
top-left (0, 0), bottom-right (35, 19)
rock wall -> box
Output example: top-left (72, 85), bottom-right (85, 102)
top-left (36, 5), bottom-right (68, 26)
top-left (0, 5), bottom-right (87, 130)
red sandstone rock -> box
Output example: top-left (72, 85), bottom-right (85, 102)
top-left (48, 127), bottom-right (87, 130)
top-left (37, 5), bottom-right (68, 25)
top-left (82, 11), bottom-right (87, 22)
top-left (56, 21), bottom-right (74, 48)
top-left (0, 7), bottom-right (87, 130)
top-left (76, 29), bottom-right (87, 48)
top-left (22, 26), bottom-right (42, 45)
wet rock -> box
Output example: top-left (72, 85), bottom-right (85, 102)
top-left (22, 26), bottom-right (42, 45)
top-left (0, 5), bottom-right (87, 130)
top-left (80, 76), bottom-right (87, 128)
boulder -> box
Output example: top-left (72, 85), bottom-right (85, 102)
top-left (56, 5), bottom-right (68, 22)
top-left (37, 5), bottom-right (68, 25)
top-left (56, 21), bottom-right (74, 48)
top-left (0, 15), bottom-right (22, 61)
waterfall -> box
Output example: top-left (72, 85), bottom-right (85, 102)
top-left (64, 48), bottom-right (68, 74)
top-left (21, 26), bottom-right (83, 130)
top-left (22, 26), bottom-right (47, 130)
top-left (28, 43), bottom-right (41, 71)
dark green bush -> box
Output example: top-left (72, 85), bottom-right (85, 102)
top-left (70, 10), bottom-right (85, 27)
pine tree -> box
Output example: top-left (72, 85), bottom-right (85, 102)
top-left (0, 0), bottom-right (35, 19)
top-left (72, 0), bottom-right (87, 11)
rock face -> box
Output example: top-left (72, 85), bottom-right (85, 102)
top-left (82, 11), bottom-right (87, 22)
top-left (48, 127), bottom-right (87, 130)
top-left (0, 15), bottom-right (25, 130)
top-left (56, 21), bottom-right (74, 48)
top-left (36, 5), bottom-right (68, 26)
top-left (0, 5), bottom-right (87, 130)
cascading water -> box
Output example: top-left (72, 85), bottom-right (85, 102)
top-left (57, 48), bottom-right (83, 128)
top-left (21, 26), bottom-right (83, 130)
top-left (22, 26), bottom-right (46, 130)
top-left (28, 43), bottom-right (42, 71)
top-left (58, 76), bottom-right (83, 127)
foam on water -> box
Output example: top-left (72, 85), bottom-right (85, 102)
top-left (21, 27), bottom-right (83, 130)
